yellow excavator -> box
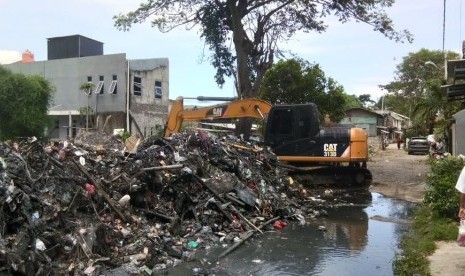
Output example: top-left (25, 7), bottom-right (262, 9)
top-left (164, 96), bottom-right (372, 187)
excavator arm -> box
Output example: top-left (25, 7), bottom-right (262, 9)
top-left (164, 97), bottom-right (272, 137)
top-left (163, 96), bottom-right (372, 187)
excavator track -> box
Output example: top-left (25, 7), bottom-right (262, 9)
top-left (284, 165), bottom-right (372, 189)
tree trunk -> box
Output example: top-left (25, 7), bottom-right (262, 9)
top-left (235, 118), bottom-right (253, 140)
top-left (228, 1), bottom-right (255, 139)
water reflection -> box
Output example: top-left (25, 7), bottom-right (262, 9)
top-left (321, 205), bottom-right (368, 253)
top-left (167, 193), bottom-right (415, 276)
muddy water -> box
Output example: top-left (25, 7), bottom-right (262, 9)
top-left (167, 193), bottom-right (416, 275)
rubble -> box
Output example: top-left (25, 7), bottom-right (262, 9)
top-left (0, 130), bottom-right (346, 275)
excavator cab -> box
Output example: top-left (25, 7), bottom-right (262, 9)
top-left (264, 103), bottom-right (320, 156)
top-left (264, 103), bottom-right (371, 186)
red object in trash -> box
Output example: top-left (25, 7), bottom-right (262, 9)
top-left (247, 181), bottom-right (259, 193)
top-left (273, 220), bottom-right (288, 230)
top-left (85, 183), bottom-right (96, 196)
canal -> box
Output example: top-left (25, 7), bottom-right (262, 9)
top-left (167, 192), bottom-right (417, 275)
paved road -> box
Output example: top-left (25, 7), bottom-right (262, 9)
top-left (428, 241), bottom-right (465, 276)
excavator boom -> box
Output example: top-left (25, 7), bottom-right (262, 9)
top-left (164, 97), bottom-right (372, 187)
top-left (165, 97), bottom-right (272, 137)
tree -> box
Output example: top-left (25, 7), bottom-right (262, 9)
top-left (259, 59), bottom-right (347, 122)
top-left (79, 82), bottom-right (96, 131)
top-left (114, 0), bottom-right (412, 138)
top-left (0, 67), bottom-right (54, 140)
top-left (380, 49), bottom-right (461, 136)
top-left (342, 94), bottom-right (363, 109)
top-left (381, 49), bottom-right (459, 116)
top-left (411, 79), bottom-right (443, 135)
top-left (357, 94), bottom-right (376, 108)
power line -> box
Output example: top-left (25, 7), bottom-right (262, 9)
top-left (443, 0), bottom-right (446, 52)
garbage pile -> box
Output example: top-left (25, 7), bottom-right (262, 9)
top-left (0, 130), bottom-right (333, 275)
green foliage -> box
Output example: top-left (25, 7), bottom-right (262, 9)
top-left (79, 82), bottom-right (95, 95)
top-left (0, 67), bottom-right (54, 140)
top-left (381, 49), bottom-right (461, 136)
top-left (115, 0), bottom-right (412, 138)
top-left (424, 156), bottom-right (465, 218)
top-left (394, 157), bottom-right (465, 275)
top-left (357, 94), bottom-right (376, 108)
top-left (114, 0), bottom-right (412, 99)
top-left (382, 49), bottom-right (456, 99)
top-left (343, 94), bottom-right (363, 109)
top-left (411, 79), bottom-right (444, 134)
top-left (258, 59), bottom-right (348, 122)
top-left (393, 205), bottom-right (457, 275)
top-left (79, 106), bottom-right (93, 115)
top-left (118, 130), bottom-right (131, 141)
top-left (374, 93), bottom-right (403, 112)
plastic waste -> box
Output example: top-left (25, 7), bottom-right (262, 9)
top-left (457, 220), bottom-right (465, 247)
top-left (35, 238), bottom-right (46, 251)
top-left (118, 194), bottom-right (131, 207)
top-left (188, 241), bottom-right (199, 248)
top-left (32, 211), bottom-right (40, 224)
top-left (85, 183), bottom-right (96, 196)
top-left (273, 220), bottom-right (288, 230)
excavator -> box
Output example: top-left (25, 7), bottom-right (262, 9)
top-left (164, 96), bottom-right (372, 187)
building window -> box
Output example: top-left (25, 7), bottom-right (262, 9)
top-left (134, 76), bottom-right (142, 96)
top-left (87, 76), bottom-right (92, 82)
top-left (94, 75), bottom-right (104, 94)
top-left (108, 75), bottom-right (117, 94)
top-left (155, 81), bottom-right (162, 99)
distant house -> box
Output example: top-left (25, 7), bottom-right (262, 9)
top-left (340, 107), bottom-right (410, 150)
top-left (373, 110), bottom-right (411, 140)
top-left (339, 108), bottom-right (383, 137)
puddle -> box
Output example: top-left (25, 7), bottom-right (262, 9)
top-left (166, 192), bottom-right (417, 275)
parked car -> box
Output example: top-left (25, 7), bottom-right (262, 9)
top-left (407, 137), bottom-right (430, 155)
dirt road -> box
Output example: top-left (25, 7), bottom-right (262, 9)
top-left (369, 143), bottom-right (429, 203)
top-left (369, 143), bottom-right (465, 276)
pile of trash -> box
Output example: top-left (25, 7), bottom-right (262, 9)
top-left (0, 130), bottom-right (334, 275)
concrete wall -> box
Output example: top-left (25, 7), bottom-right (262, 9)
top-left (129, 59), bottom-right (170, 137)
top-left (368, 136), bottom-right (382, 151)
top-left (5, 53), bottom-right (128, 113)
top-left (130, 105), bottom-right (168, 137)
top-left (453, 109), bottom-right (465, 155)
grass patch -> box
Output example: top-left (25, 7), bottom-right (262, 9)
top-left (393, 202), bottom-right (458, 275)
top-left (394, 156), bottom-right (465, 275)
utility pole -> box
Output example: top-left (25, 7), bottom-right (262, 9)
top-left (443, 0), bottom-right (447, 79)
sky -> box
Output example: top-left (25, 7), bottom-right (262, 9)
top-left (0, 0), bottom-right (463, 105)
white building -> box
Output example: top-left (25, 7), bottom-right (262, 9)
top-left (3, 34), bottom-right (170, 140)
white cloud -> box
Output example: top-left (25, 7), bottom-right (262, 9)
top-left (0, 50), bottom-right (21, 64)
